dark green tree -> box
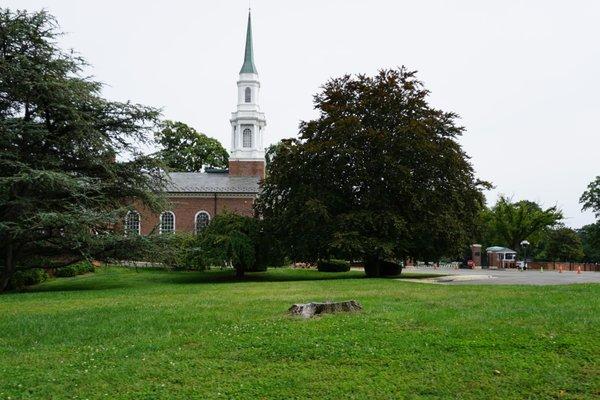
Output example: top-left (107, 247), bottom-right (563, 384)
top-left (265, 141), bottom-right (286, 171)
top-left (578, 177), bottom-right (600, 263)
top-left (256, 68), bottom-right (487, 275)
top-left (154, 120), bottom-right (228, 172)
top-left (478, 196), bottom-right (563, 253)
top-left (541, 227), bottom-right (584, 262)
top-left (0, 9), bottom-right (165, 291)
top-left (580, 176), bottom-right (600, 219)
top-left (577, 223), bottom-right (600, 263)
top-left (197, 212), bottom-right (271, 278)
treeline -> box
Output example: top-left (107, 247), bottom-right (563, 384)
top-left (2, 8), bottom-right (598, 292)
top-left (474, 191), bottom-right (600, 263)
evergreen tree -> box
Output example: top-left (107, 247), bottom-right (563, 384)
top-left (0, 9), bottom-right (165, 291)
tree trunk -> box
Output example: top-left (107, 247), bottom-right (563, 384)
top-left (0, 244), bottom-right (15, 293)
top-left (288, 300), bottom-right (362, 318)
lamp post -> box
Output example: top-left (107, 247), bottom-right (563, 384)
top-left (520, 240), bottom-right (530, 270)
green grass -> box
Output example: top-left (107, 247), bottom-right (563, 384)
top-left (1, 267), bottom-right (598, 399)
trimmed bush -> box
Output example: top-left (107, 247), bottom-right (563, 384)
top-left (364, 259), bottom-right (402, 277)
top-left (317, 259), bottom-right (350, 272)
top-left (380, 260), bottom-right (402, 276)
top-left (9, 268), bottom-right (48, 289)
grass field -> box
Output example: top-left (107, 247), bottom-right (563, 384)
top-left (1, 267), bottom-right (599, 399)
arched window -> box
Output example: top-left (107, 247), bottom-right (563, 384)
top-left (125, 211), bottom-right (140, 235)
top-left (244, 87), bottom-right (251, 103)
top-left (242, 128), bottom-right (252, 148)
top-left (160, 211), bottom-right (175, 234)
top-left (195, 211), bottom-right (211, 234)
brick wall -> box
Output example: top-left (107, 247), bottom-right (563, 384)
top-left (527, 261), bottom-right (600, 272)
top-left (137, 194), bottom-right (256, 235)
top-left (228, 160), bottom-right (265, 178)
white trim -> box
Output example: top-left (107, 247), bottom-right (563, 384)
top-left (194, 210), bottom-right (211, 234)
top-left (159, 211), bottom-right (176, 234)
top-left (242, 127), bottom-right (252, 148)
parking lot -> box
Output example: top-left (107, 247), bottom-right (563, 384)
top-left (404, 266), bottom-right (600, 285)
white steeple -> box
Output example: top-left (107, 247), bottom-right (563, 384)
top-left (230, 10), bottom-right (266, 163)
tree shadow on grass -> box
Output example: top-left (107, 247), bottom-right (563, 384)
top-left (23, 277), bottom-right (133, 294)
top-left (164, 269), bottom-right (446, 285)
top-left (164, 269), bottom-right (368, 285)
top-left (17, 268), bottom-right (445, 294)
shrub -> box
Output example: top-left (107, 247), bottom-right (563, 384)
top-left (55, 265), bottom-right (77, 277)
top-left (55, 261), bottom-right (95, 277)
top-left (317, 259), bottom-right (350, 272)
top-left (9, 268), bottom-right (49, 289)
top-left (364, 259), bottom-right (402, 277)
top-left (380, 260), bottom-right (402, 276)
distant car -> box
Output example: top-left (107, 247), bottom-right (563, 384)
top-left (517, 261), bottom-right (527, 270)
top-left (467, 260), bottom-right (475, 269)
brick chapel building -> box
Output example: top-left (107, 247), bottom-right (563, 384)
top-left (126, 11), bottom-right (266, 235)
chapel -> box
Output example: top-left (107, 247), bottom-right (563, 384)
top-left (126, 11), bottom-right (265, 235)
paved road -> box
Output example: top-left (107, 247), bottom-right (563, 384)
top-left (403, 266), bottom-right (600, 285)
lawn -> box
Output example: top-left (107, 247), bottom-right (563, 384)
top-left (0, 267), bottom-right (598, 399)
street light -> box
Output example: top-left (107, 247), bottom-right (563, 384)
top-left (520, 240), bottom-right (530, 270)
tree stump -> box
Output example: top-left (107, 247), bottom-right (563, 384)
top-left (288, 300), bottom-right (362, 318)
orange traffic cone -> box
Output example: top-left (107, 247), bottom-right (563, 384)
top-left (577, 266), bottom-right (581, 275)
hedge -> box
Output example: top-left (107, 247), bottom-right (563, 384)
top-left (317, 259), bottom-right (350, 272)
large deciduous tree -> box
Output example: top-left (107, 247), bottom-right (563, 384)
top-left (580, 176), bottom-right (600, 219)
top-left (154, 120), bottom-right (228, 172)
top-left (478, 197), bottom-right (563, 254)
top-left (0, 9), bottom-right (165, 291)
top-left (577, 177), bottom-right (600, 263)
top-left (256, 68), bottom-right (487, 275)
top-left (541, 227), bottom-right (585, 262)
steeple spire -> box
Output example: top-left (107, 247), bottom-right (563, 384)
top-left (230, 8), bottom-right (266, 178)
top-left (240, 11), bottom-right (257, 74)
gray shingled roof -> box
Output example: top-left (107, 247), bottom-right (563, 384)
top-left (165, 172), bottom-right (260, 194)
top-left (486, 246), bottom-right (517, 253)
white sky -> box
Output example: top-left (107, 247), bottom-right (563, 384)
top-left (6, 0), bottom-right (599, 228)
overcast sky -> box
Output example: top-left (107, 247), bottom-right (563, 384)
top-left (6, 0), bottom-right (599, 227)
